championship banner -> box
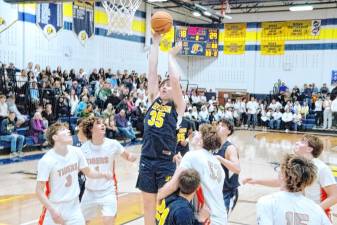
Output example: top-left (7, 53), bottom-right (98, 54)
top-left (224, 23), bottom-right (246, 40)
top-left (36, 3), bottom-right (63, 39)
top-left (224, 40), bottom-right (245, 55)
top-left (285, 20), bottom-right (321, 40)
top-left (160, 27), bottom-right (174, 52)
top-left (0, 0), bottom-right (18, 34)
top-left (261, 22), bottom-right (285, 40)
top-left (73, 0), bottom-right (94, 45)
top-left (261, 40), bottom-right (285, 55)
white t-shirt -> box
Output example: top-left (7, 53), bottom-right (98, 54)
top-left (257, 191), bottom-right (331, 225)
top-left (282, 112), bottom-right (293, 122)
top-left (272, 112), bottom-right (282, 120)
top-left (305, 158), bottom-right (336, 205)
top-left (81, 138), bottom-right (125, 192)
top-left (37, 146), bottom-right (88, 203)
top-left (269, 102), bottom-right (282, 111)
top-left (180, 149), bottom-right (227, 225)
top-left (246, 101), bottom-right (259, 114)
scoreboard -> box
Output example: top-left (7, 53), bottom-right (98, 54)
top-left (175, 26), bottom-right (219, 57)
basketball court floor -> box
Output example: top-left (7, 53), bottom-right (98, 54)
top-left (0, 130), bottom-right (337, 225)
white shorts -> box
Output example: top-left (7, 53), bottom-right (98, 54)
top-left (41, 198), bottom-right (85, 225)
top-left (81, 188), bottom-right (117, 220)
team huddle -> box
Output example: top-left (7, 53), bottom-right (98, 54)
top-left (35, 33), bottom-right (337, 225)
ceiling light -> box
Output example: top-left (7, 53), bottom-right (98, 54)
top-left (147, 0), bottom-right (168, 2)
top-left (289, 5), bottom-right (313, 11)
top-left (224, 15), bottom-right (232, 19)
top-left (192, 11), bottom-right (201, 17)
top-left (203, 11), bottom-right (212, 16)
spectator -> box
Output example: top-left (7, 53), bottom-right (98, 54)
top-left (199, 105), bottom-right (209, 124)
top-left (282, 108), bottom-right (293, 132)
top-left (320, 83), bottom-right (329, 96)
top-left (303, 84), bottom-right (312, 109)
top-left (278, 81), bottom-right (287, 94)
top-left (331, 96), bottom-right (337, 127)
top-left (225, 99), bottom-right (234, 109)
top-left (261, 108), bottom-right (271, 131)
top-left (300, 102), bottom-right (309, 119)
top-left (102, 103), bottom-right (115, 118)
top-left (69, 88), bottom-right (79, 115)
top-left (42, 104), bottom-right (56, 127)
top-left (105, 115), bottom-right (118, 139)
top-left (293, 112), bottom-right (302, 131)
top-left (81, 102), bottom-right (94, 118)
top-left (270, 108), bottom-right (282, 130)
top-left (126, 95), bottom-right (136, 112)
top-left (323, 95), bottom-right (332, 129)
top-left (269, 99), bottom-right (282, 112)
top-left (135, 93), bottom-right (147, 108)
top-left (311, 83), bottom-right (319, 95)
top-left (56, 96), bottom-right (69, 116)
top-left (115, 109), bottom-right (136, 141)
top-left (75, 96), bottom-right (88, 116)
top-left (246, 96), bottom-right (259, 130)
top-left (0, 95), bottom-right (8, 122)
top-left (29, 111), bottom-right (46, 144)
top-left (30, 81), bottom-right (40, 103)
top-left (16, 69), bottom-right (28, 88)
top-left (0, 111), bottom-right (25, 157)
top-left (314, 97), bottom-right (323, 127)
top-left (7, 95), bottom-right (27, 127)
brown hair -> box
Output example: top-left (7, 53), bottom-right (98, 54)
top-left (178, 169), bottom-right (200, 195)
top-left (199, 124), bottom-right (221, 151)
top-left (302, 134), bottom-right (324, 158)
top-left (281, 154), bottom-right (317, 192)
top-left (82, 116), bottom-right (103, 140)
top-left (45, 122), bottom-right (69, 146)
top-left (159, 78), bottom-right (170, 88)
top-left (219, 119), bottom-right (234, 136)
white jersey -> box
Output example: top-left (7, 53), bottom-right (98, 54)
top-left (257, 191), bottom-right (331, 225)
top-left (37, 145), bottom-right (88, 203)
top-left (81, 138), bottom-right (125, 191)
top-left (180, 149), bottom-right (227, 225)
top-left (305, 158), bottom-right (336, 205)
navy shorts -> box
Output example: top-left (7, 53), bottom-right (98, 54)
top-left (223, 189), bottom-right (239, 214)
top-left (136, 156), bottom-right (176, 193)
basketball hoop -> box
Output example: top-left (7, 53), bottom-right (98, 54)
top-left (102, 0), bottom-right (142, 35)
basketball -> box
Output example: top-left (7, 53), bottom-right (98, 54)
top-left (151, 11), bottom-right (173, 34)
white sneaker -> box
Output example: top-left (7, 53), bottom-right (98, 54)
top-left (285, 129), bottom-right (289, 133)
top-left (10, 152), bottom-right (18, 158)
top-left (18, 152), bottom-right (24, 157)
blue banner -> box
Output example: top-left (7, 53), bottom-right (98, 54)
top-left (36, 3), bottom-right (63, 39)
top-left (332, 70), bottom-right (337, 85)
top-left (73, 0), bottom-right (94, 45)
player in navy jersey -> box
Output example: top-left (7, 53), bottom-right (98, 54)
top-left (215, 119), bottom-right (240, 214)
top-left (176, 117), bottom-right (194, 156)
top-left (136, 33), bottom-right (186, 225)
top-left (156, 169), bottom-right (203, 225)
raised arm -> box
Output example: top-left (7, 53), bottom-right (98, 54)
top-left (168, 42), bottom-right (186, 116)
top-left (147, 33), bottom-right (162, 105)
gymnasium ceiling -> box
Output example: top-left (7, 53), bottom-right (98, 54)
top-left (147, 0), bottom-right (337, 23)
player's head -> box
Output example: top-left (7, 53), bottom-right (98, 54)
top-left (280, 154), bottom-right (317, 192)
top-left (199, 124), bottom-right (221, 152)
top-left (178, 169), bottom-right (200, 196)
top-left (82, 116), bottom-right (105, 140)
top-left (46, 122), bottom-right (71, 147)
top-left (294, 134), bottom-right (323, 158)
top-left (159, 78), bottom-right (172, 101)
top-left (218, 118), bottom-right (234, 137)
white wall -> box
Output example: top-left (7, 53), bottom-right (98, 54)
top-left (186, 8), bottom-right (337, 93)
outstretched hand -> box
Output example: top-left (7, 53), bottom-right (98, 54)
top-left (152, 32), bottom-right (162, 44)
top-left (169, 42), bottom-right (182, 56)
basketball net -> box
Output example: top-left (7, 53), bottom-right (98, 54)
top-left (102, 0), bottom-right (141, 35)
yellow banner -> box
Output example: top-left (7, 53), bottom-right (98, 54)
top-left (261, 22), bottom-right (285, 40)
top-left (224, 40), bottom-right (245, 55)
top-left (224, 23), bottom-right (246, 40)
top-left (286, 20), bottom-right (321, 40)
top-left (261, 40), bottom-right (285, 55)
top-left (160, 27), bottom-right (175, 52)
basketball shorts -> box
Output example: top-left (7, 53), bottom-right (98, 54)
top-left (81, 188), bottom-right (117, 220)
top-left (136, 156), bottom-right (176, 193)
top-left (41, 198), bottom-right (85, 225)
top-left (223, 189), bottom-right (239, 215)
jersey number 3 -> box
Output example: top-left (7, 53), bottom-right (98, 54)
top-left (148, 111), bottom-right (165, 128)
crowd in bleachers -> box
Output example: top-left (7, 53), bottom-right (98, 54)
top-left (1, 61), bottom-right (337, 157)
